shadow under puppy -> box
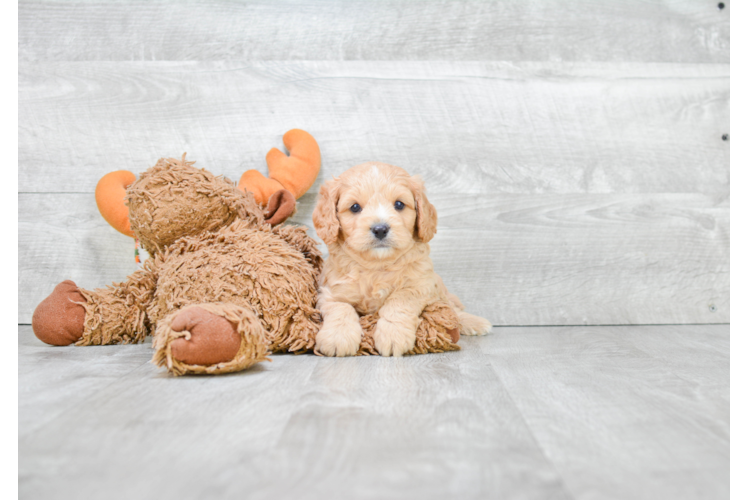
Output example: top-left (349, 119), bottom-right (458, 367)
top-left (312, 162), bottom-right (492, 357)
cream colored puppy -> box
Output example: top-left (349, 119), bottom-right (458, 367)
top-left (312, 162), bottom-right (492, 357)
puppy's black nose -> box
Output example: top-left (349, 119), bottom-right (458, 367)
top-left (371, 224), bottom-right (390, 240)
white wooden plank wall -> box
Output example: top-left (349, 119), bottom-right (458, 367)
top-left (727, 0), bottom-right (748, 322)
top-left (18, 1), bottom-right (730, 325)
top-left (727, 0), bottom-right (748, 476)
top-left (19, 1), bottom-right (729, 63)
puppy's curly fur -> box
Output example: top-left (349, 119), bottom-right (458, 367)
top-left (312, 162), bottom-right (492, 357)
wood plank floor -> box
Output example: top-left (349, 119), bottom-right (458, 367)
top-left (18, 324), bottom-right (729, 500)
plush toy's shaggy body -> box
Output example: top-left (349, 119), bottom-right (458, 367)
top-left (82, 220), bottom-right (323, 376)
top-left (357, 301), bottom-right (460, 356)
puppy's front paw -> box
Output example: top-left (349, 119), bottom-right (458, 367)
top-left (374, 319), bottom-right (416, 357)
top-left (315, 319), bottom-right (362, 357)
top-left (458, 312), bottom-right (493, 336)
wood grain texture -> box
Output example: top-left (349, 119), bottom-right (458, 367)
top-left (19, 1), bottom-right (729, 63)
top-left (725, 0), bottom-right (748, 64)
top-left (426, 192), bottom-right (730, 325)
top-left (18, 326), bottom-right (569, 500)
top-left (730, 324), bottom-right (748, 464)
top-left (18, 324), bottom-right (729, 500)
top-left (18, 326), bottom-right (153, 439)
top-left (19, 192), bottom-right (729, 325)
top-left (726, 61), bottom-right (748, 324)
top-left (18, 61), bottom-right (729, 195)
top-left (480, 325), bottom-right (729, 500)
top-left (725, 63), bottom-right (748, 141)
top-left (729, 140), bottom-right (748, 323)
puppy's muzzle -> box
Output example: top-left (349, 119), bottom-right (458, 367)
top-left (371, 224), bottom-right (390, 240)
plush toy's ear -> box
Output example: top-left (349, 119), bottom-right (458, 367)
top-left (409, 175), bottom-right (437, 243)
top-left (312, 178), bottom-right (340, 246)
top-left (264, 189), bottom-right (296, 226)
top-left (95, 170), bottom-right (136, 237)
top-left (239, 129), bottom-right (321, 206)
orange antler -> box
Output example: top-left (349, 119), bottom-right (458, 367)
top-left (95, 170), bottom-right (136, 237)
top-left (239, 129), bottom-right (321, 206)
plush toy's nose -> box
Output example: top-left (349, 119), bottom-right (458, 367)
top-left (371, 224), bottom-right (390, 240)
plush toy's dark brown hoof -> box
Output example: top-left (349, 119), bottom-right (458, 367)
top-left (32, 280), bottom-right (86, 346)
top-left (169, 307), bottom-right (242, 366)
top-left (447, 327), bottom-right (460, 344)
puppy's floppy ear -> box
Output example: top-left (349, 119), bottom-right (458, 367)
top-left (410, 175), bottom-right (437, 243)
top-left (312, 178), bottom-right (341, 245)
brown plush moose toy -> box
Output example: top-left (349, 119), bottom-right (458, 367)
top-left (33, 130), bottom-right (324, 375)
top-left (32, 129), bottom-right (460, 376)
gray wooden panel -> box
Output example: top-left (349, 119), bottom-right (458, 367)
top-left (726, 42), bottom-right (748, 324)
top-left (19, 192), bottom-right (729, 325)
top-left (19, 1), bottom-right (729, 63)
top-left (429, 193), bottom-right (729, 326)
top-left (729, 139), bottom-right (748, 323)
top-left (480, 325), bottom-right (729, 500)
top-left (18, 324), bottom-right (729, 500)
top-left (18, 61), bottom-right (729, 195)
top-left (730, 324), bottom-right (748, 466)
top-left (725, 0), bottom-right (748, 64)
top-left (725, 64), bottom-right (748, 140)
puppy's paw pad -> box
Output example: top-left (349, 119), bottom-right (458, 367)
top-left (374, 320), bottom-right (416, 357)
top-left (315, 322), bottom-right (362, 357)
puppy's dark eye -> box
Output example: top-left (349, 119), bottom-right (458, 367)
top-left (394, 200), bottom-right (405, 211)
top-left (350, 203), bottom-right (362, 213)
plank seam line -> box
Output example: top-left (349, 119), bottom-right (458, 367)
top-left (489, 322), bottom-right (730, 327)
top-left (18, 322), bottom-right (730, 327)
top-left (18, 352), bottom-right (154, 440)
top-left (477, 343), bottom-right (577, 500)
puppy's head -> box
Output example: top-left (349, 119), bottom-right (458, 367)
top-left (312, 162), bottom-right (437, 259)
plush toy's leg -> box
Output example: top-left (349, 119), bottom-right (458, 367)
top-left (272, 225), bottom-right (324, 276)
top-left (151, 303), bottom-right (270, 376)
top-left (32, 262), bottom-right (156, 346)
top-left (270, 305), bottom-right (321, 354)
top-left (412, 301), bottom-right (462, 353)
top-left (75, 263), bottom-right (157, 345)
top-left (357, 301), bottom-right (461, 356)
top-left (32, 280), bottom-right (86, 346)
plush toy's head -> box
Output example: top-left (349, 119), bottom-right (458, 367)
top-left (96, 155), bottom-right (297, 256)
top-left (128, 156), bottom-right (286, 255)
top-left (95, 129), bottom-right (321, 255)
